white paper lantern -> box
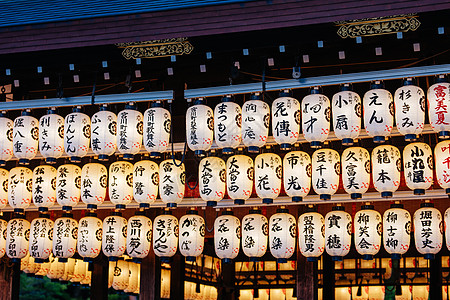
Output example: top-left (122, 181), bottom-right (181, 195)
top-left (214, 96), bottom-right (242, 154)
top-left (56, 164), bottom-right (81, 211)
top-left (13, 110), bottom-right (39, 164)
top-left (186, 100), bottom-right (214, 157)
top-left (77, 213), bottom-right (102, 262)
top-left (71, 259), bottom-right (87, 284)
top-left (47, 256), bottom-right (64, 280)
top-left (372, 145), bottom-right (401, 198)
top-left (363, 83), bottom-right (394, 143)
top-left (0, 168), bottom-right (8, 210)
top-left (179, 211), bottom-right (205, 261)
top-left (272, 93), bottom-right (301, 150)
top-left (102, 213), bottom-right (127, 260)
top-left (34, 256), bottom-right (51, 277)
top-left (403, 142), bottom-right (433, 195)
top-left (133, 160), bottom-right (159, 208)
top-left (298, 211), bottom-right (325, 261)
top-left (117, 103), bottom-right (143, 160)
top-left (354, 206), bottom-right (382, 260)
top-left (81, 264), bottom-right (92, 286)
top-left (301, 88), bottom-right (331, 148)
top-left (6, 217), bottom-right (30, 262)
top-left (394, 80), bottom-right (426, 141)
top-left (124, 262), bottom-right (140, 294)
top-left (126, 212), bottom-right (152, 262)
top-left (383, 204), bottom-right (411, 259)
top-left (153, 213), bottom-right (178, 262)
top-left (413, 203), bottom-right (443, 259)
top-left (324, 207), bottom-right (352, 261)
top-left (199, 156), bottom-right (226, 207)
top-left (60, 257), bottom-right (76, 282)
top-left (0, 115), bottom-right (13, 166)
top-left (226, 155), bottom-right (253, 205)
top-left (242, 94), bottom-right (270, 153)
top-left (64, 107), bottom-right (90, 163)
top-left (32, 165), bottom-right (56, 212)
top-left (428, 76), bottom-right (450, 139)
top-left (159, 159), bottom-right (185, 208)
top-left (283, 151), bottom-right (311, 202)
top-left (444, 207), bottom-right (450, 251)
top-left (8, 167), bottom-right (33, 212)
top-left (81, 163), bottom-right (107, 210)
top-left (144, 103), bottom-right (171, 158)
top-left (112, 259), bottom-right (129, 291)
top-left (52, 215), bottom-right (78, 262)
top-left (242, 210), bottom-right (268, 260)
top-left (311, 149), bottom-right (340, 200)
top-left (341, 147), bottom-right (371, 199)
top-left (29, 216), bottom-right (54, 263)
top-left (332, 85), bottom-right (362, 145)
top-left (269, 209), bottom-right (296, 263)
top-left (254, 153), bottom-right (282, 204)
top-left (39, 110), bottom-right (64, 163)
top-left (435, 140), bottom-right (450, 195)
top-left (108, 161), bottom-right (133, 209)
top-left (90, 106), bottom-right (117, 161)
top-left (214, 211), bottom-right (240, 263)
top-left (0, 219), bottom-right (7, 258)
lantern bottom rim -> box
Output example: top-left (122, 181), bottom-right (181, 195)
top-left (262, 198), bottom-right (273, 204)
top-left (391, 254), bottom-right (402, 260)
top-left (18, 158), bottom-right (30, 165)
top-left (62, 206), bottom-right (73, 212)
top-left (10, 258), bottom-right (21, 263)
top-left (38, 207), bottom-right (49, 213)
top-left (405, 134), bottom-right (418, 141)
top-left (292, 196), bottom-right (303, 202)
top-left (249, 257), bottom-right (259, 262)
top-left (194, 150), bottom-right (206, 157)
top-left (320, 194), bottom-right (331, 200)
top-left (332, 256), bottom-right (343, 261)
top-left (123, 154), bottom-right (134, 160)
top-left (150, 151), bottom-right (161, 159)
top-left (115, 204), bottom-right (126, 210)
top-left (306, 257), bottom-right (318, 262)
top-left (373, 136), bottom-right (386, 143)
top-left (59, 258), bottom-right (68, 263)
top-left (108, 256), bottom-right (119, 262)
top-left (222, 147), bottom-right (234, 155)
top-left (414, 189), bottom-right (425, 195)
top-left (98, 154), bottom-right (109, 161)
top-left (362, 254), bottom-right (373, 260)
top-left (351, 193), bottom-right (362, 200)
top-left (381, 191), bottom-right (393, 198)
top-left (160, 257), bottom-right (172, 263)
top-left (247, 146), bottom-right (260, 154)
top-left (222, 258), bottom-right (233, 264)
top-left (185, 256), bottom-right (196, 262)
top-left (234, 199), bottom-right (245, 205)
top-left (424, 254), bottom-right (435, 260)
top-left (310, 141), bottom-right (322, 148)
top-left (439, 131), bottom-right (450, 139)
top-left (276, 258), bottom-right (288, 264)
top-left (87, 204), bottom-right (98, 210)
top-left (207, 201), bottom-right (217, 207)
top-left (342, 138), bottom-right (354, 146)
top-left (34, 258), bottom-right (45, 264)
top-left (83, 258), bottom-right (93, 263)
top-left (132, 258), bottom-right (142, 264)
top-left (280, 143), bottom-right (292, 151)
top-left (0, 160), bottom-right (5, 167)
top-left (69, 156), bottom-right (81, 163)
top-left (446, 188), bottom-right (450, 195)
top-left (45, 157), bottom-right (57, 164)
top-left (139, 203), bottom-right (150, 208)
top-left (166, 203), bottom-right (177, 208)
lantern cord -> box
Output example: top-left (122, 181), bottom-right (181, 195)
top-left (91, 72), bottom-right (97, 105)
top-left (185, 173), bottom-right (198, 190)
top-left (203, 209), bottom-right (218, 233)
top-left (169, 101), bottom-right (188, 167)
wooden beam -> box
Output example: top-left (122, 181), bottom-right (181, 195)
top-left (322, 253), bottom-right (335, 300)
top-left (296, 253), bottom-right (317, 300)
top-left (218, 261), bottom-right (236, 300)
top-left (170, 254), bottom-right (185, 299)
top-left (429, 253), bottom-right (442, 300)
top-left (90, 254), bottom-right (109, 300)
top-left (10, 261), bottom-right (20, 300)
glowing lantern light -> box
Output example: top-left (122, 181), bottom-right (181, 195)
top-left (112, 259), bottom-right (129, 291)
top-left (52, 213), bottom-right (78, 262)
top-left (6, 217), bottom-right (30, 262)
top-left (102, 212), bottom-right (127, 261)
top-left (0, 168), bottom-right (9, 209)
top-left (179, 210), bottom-right (205, 261)
top-left (8, 167), bottom-right (33, 213)
top-left (254, 153), bottom-right (282, 204)
top-left (133, 160), bottom-right (159, 208)
top-left (81, 163), bottom-right (107, 210)
top-left (269, 208), bottom-right (296, 263)
top-left (32, 165), bottom-right (56, 212)
top-left (29, 215), bottom-right (54, 263)
top-left (199, 156), bottom-right (226, 207)
top-left (108, 161), bottom-right (133, 210)
top-left (272, 91), bottom-right (301, 150)
top-left (301, 87), bottom-right (330, 148)
top-left (77, 212), bottom-right (102, 262)
top-left (47, 257), bottom-right (64, 281)
top-left (414, 203), bottom-right (443, 259)
top-left (39, 109), bottom-right (64, 163)
top-left (242, 93), bottom-right (270, 153)
top-left (226, 155), bottom-right (253, 205)
top-left (60, 257), bottom-right (76, 282)
top-left (311, 149), bottom-right (340, 200)
top-left (354, 205), bottom-right (382, 260)
top-left (214, 210), bottom-right (240, 263)
top-left (383, 203), bottom-right (411, 259)
top-left (159, 159), bottom-right (185, 208)
top-left (64, 106), bottom-right (90, 163)
top-left (126, 212), bottom-right (152, 263)
top-left (332, 84), bottom-right (361, 146)
top-left (13, 110), bottom-right (39, 165)
top-left (35, 256), bottom-right (51, 277)
top-left (428, 75), bottom-right (450, 139)
top-left (124, 262), bottom-right (140, 294)
top-left (56, 164), bottom-right (81, 211)
top-left (403, 142), bottom-right (433, 195)
top-left (186, 99), bottom-right (214, 157)
top-left (298, 209), bottom-right (325, 261)
top-left (71, 259), bottom-right (87, 284)
top-left (242, 209), bottom-right (268, 260)
top-left (90, 105), bottom-right (117, 161)
top-left (283, 151), bottom-right (311, 202)
top-left (117, 103), bottom-right (143, 160)
top-left (0, 113), bottom-right (13, 166)
top-left (81, 264), bottom-right (91, 286)
top-left (324, 206), bottom-right (352, 261)
top-left (144, 102), bottom-right (171, 158)
top-left (434, 140), bottom-right (450, 197)
top-left (214, 95), bottom-right (242, 154)
top-left (341, 147), bottom-right (371, 199)
top-left (0, 219), bottom-right (6, 258)
top-left (153, 212), bottom-right (178, 262)
top-left (372, 145), bottom-right (401, 198)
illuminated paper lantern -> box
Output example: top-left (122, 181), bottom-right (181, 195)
top-left (60, 257), bottom-right (76, 282)
top-left (0, 114), bottom-right (13, 166)
top-left (341, 147), bottom-right (371, 199)
top-left (71, 259), bottom-right (87, 284)
top-left (0, 219), bottom-right (6, 258)
top-left (102, 213), bottom-right (127, 261)
top-left (311, 149), bottom-right (340, 200)
top-left (6, 217), bottom-right (30, 262)
top-left (383, 204), bottom-right (411, 259)
top-left (0, 168), bottom-right (9, 209)
top-left (226, 155), bottom-right (253, 205)
top-left (29, 216), bottom-right (54, 263)
top-left (77, 212), bottom-right (102, 262)
top-left (283, 151), bottom-right (311, 202)
top-left (444, 207), bottom-right (450, 251)
top-left (126, 212), bottom-right (152, 262)
top-left (32, 165), bottom-right (56, 212)
top-left (179, 211), bottom-right (205, 261)
top-left (272, 91), bottom-right (301, 150)
top-left (214, 96), bottom-right (242, 154)
top-left (81, 264), bottom-right (92, 286)
top-left (413, 203), bottom-right (443, 259)
top-left (269, 209), bottom-right (296, 263)
top-left (214, 211), bottom-right (240, 263)
top-left (199, 156), bottom-right (226, 207)
top-left (112, 259), bottom-right (129, 291)
top-left (242, 209), bottom-right (268, 260)
top-left (56, 164), bottom-right (81, 211)
top-left (332, 84), bottom-right (361, 145)
top-left (22, 255), bottom-right (39, 274)
top-left (8, 167), bottom-right (33, 212)
top-left (435, 140), bottom-right (450, 196)
top-left (254, 153), bottom-right (282, 204)
top-left (13, 110), bottom-right (39, 164)
top-left (394, 79), bottom-right (425, 141)
top-left (159, 159), bottom-right (185, 208)
top-left (39, 109), bottom-right (64, 163)
top-left (124, 262), bottom-right (140, 294)
top-left (117, 103), bottom-right (143, 160)
top-left (35, 256), bottom-right (51, 277)
top-left (52, 214), bottom-right (78, 262)
top-left (242, 93), bottom-right (270, 153)
top-left (372, 145), bottom-right (401, 198)
top-left (363, 82), bottom-right (394, 143)
top-left (144, 102), bottom-right (171, 158)
top-left (64, 107), bottom-right (90, 163)
top-left (428, 76), bottom-right (450, 139)
top-left (133, 160), bottom-right (159, 208)
top-left (47, 257), bottom-right (65, 281)
top-left (301, 87), bottom-right (330, 148)
top-left (186, 99), bottom-right (214, 157)
top-left (354, 205), bottom-right (382, 260)
top-left (109, 161), bottom-right (133, 209)
top-left (298, 211), bottom-right (325, 261)
top-left (403, 142), bottom-right (433, 195)
top-left (90, 105), bottom-right (117, 161)
top-left (324, 207), bottom-right (352, 261)
top-left (153, 212), bottom-right (178, 262)
top-left (81, 163), bottom-right (107, 210)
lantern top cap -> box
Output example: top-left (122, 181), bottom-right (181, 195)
top-left (435, 74), bottom-right (448, 83)
top-left (111, 211), bottom-right (122, 217)
top-left (125, 102), bottom-right (137, 110)
top-left (222, 210), bottom-right (234, 216)
top-left (162, 209), bottom-right (172, 215)
top-left (278, 89), bottom-right (292, 97)
top-left (21, 109), bottom-right (32, 116)
top-left (276, 208), bottom-right (289, 213)
top-left (194, 98), bottom-right (205, 105)
top-left (249, 208), bottom-right (261, 214)
top-left (0, 111), bottom-right (6, 117)
top-left (151, 101), bottom-right (163, 108)
top-left (310, 86), bottom-right (321, 94)
top-left (332, 205), bottom-right (345, 211)
top-left (186, 209), bottom-right (198, 215)
top-left (85, 212), bottom-right (97, 217)
top-left (361, 204), bottom-right (374, 210)
top-left (420, 202), bottom-right (434, 208)
top-left (221, 95), bottom-right (234, 102)
top-left (390, 203), bottom-right (404, 209)
top-left (38, 212), bottom-right (51, 219)
top-left (370, 81), bottom-right (384, 89)
top-left (250, 93), bottom-right (260, 100)
top-left (62, 212), bottom-right (74, 218)
top-left (72, 106), bottom-right (82, 113)
top-left (340, 83), bottom-right (352, 91)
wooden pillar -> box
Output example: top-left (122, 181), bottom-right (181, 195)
top-left (90, 253), bottom-right (109, 300)
top-left (170, 254), bottom-right (185, 299)
top-left (322, 253), bottom-right (335, 300)
top-left (218, 261), bottom-right (236, 300)
top-left (10, 261), bottom-right (20, 300)
top-left (296, 254), bottom-right (317, 300)
top-left (429, 254), bottom-right (442, 300)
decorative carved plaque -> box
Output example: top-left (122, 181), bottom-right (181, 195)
top-left (116, 38), bottom-right (193, 59)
